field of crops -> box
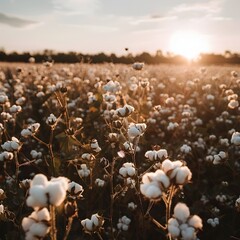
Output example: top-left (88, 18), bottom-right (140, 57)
top-left (0, 62), bottom-right (240, 240)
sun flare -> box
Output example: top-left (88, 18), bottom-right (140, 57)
top-left (170, 31), bottom-right (209, 60)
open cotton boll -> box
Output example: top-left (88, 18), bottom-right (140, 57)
top-left (175, 166), bottom-right (192, 184)
top-left (142, 172), bottom-right (155, 184)
top-left (181, 226), bottom-right (196, 240)
top-left (46, 182), bottom-right (67, 206)
top-left (174, 203), bottom-right (190, 222)
top-left (85, 219), bottom-right (93, 231)
top-left (25, 231), bottom-right (38, 240)
top-left (29, 222), bottom-right (50, 237)
top-left (188, 215), bottom-right (203, 229)
top-left (162, 159), bottom-right (174, 173)
top-left (22, 217), bottom-right (35, 232)
top-left (152, 170), bottom-right (170, 188)
top-left (27, 186), bottom-right (48, 208)
top-left (31, 174), bottom-right (48, 187)
top-left (91, 214), bottom-right (99, 226)
top-left (36, 208), bottom-right (50, 222)
top-left (157, 149), bottom-right (168, 159)
top-left (122, 224), bottom-right (129, 231)
top-left (231, 132), bottom-right (240, 145)
top-left (140, 182), bottom-right (162, 199)
top-left (168, 225), bottom-right (180, 238)
top-left (50, 176), bottom-right (69, 190)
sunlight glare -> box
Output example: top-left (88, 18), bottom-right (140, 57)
top-left (170, 31), bottom-right (209, 60)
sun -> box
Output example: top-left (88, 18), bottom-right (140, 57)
top-left (169, 30), bottom-right (209, 60)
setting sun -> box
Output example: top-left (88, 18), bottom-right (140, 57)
top-left (169, 31), bottom-right (209, 60)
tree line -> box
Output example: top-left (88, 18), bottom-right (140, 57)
top-left (0, 49), bottom-right (240, 65)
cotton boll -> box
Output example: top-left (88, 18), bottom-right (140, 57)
top-left (119, 167), bottom-right (127, 177)
top-left (29, 222), bottom-right (49, 237)
top-left (175, 166), bottom-right (192, 184)
top-left (162, 159), bottom-right (174, 173)
top-left (174, 203), bottom-right (190, 223)
top-left (140, 182), bottom-right (162, 199)
top-left (122, 224), bottom-right (129, 231)
top-left (27, 185), bottom-right (48, 208)
top-left (231, 132), bottom-right (240, 145)
top-left (142, 172), bottom-right (155, 184)
top-left (25, 231), bottom-right (38, 240)
top-left (22, 217), bottom-right (35, 232)
top-left (168, 219), bottom-right (180, 238)
top-left (157, 149), bottom-right (168, 159)
top-left (31, 174), bottom-right (48, 187)
top-left (85, 219), bottom-right (93, 231)
top-left (91, 214), bottom-right (99, 226)
top-left (188, 215), bottom-right (202, 229)
top-left (46, 182), bottom-right (66, 206)
top-left (154, 170), bottom-right (170, 188)
top-left (50, 176), bottom-right (69, 191)
top-left (36, 208), bottom-right (50, 222)
top-left (181, 226), bottom-right (195, 240)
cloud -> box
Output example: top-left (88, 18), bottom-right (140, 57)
top-left (0, 12), bottom-right (39, 28)
top-left (131, 15), bottom-right (177, 25)
top-left (170, 0), bottom-right (224, 15)
top-left (52, 0), bottom-right (99, 15)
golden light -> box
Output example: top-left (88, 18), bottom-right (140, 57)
top-left (169, 31), bottom-right (209, 60)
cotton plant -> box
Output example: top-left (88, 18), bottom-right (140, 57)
top-left (81, 213), bottom-right (104, 235)
top-left (23, 174), bottom-right (69, 240)
top-left (167, 203), bottom-right (202, 240)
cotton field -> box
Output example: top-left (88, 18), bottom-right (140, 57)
top-left (0, 62), bottom-right (240, 240)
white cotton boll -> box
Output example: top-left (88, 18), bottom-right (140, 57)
top-left (188, 215), bottom-right (203, 229)
top-left (21, 129), bottom-right (32, 137)
top-left (128, 125), bottom-right (141, 138)
top-left (142, 172), bottom-right (155, 184)
top-left (85, 219), bottom-right (93, 231)
top-left (127, 167), bottom-right (136, 177)
top-left (168, 219), bottom-right (180, 238)
top-left (157, 149), bottom-right (168, 159)
top-left (162, 159), bottom-right (174, 173)
top-left (36, 208), bottom-right (50, 222)
top-left (68, 181), bottom-right (83, 195)
top-left (122, 224), bottom-right (129, 231)
top-left (168, 218), bottom-right (179, 227)
top-left (29, 222), bottom-right (49, 237)
top-left (145, 150), bottom-right (157, 161)
top-left (25, 231), bottom-right (38, 240)
top-left (122, 216), bottom-right (131, 225)
top-left (91, 214), bottom-right (99, 226)
top-left (50, 176), bottom-right (69, 191)
top-left (174, 203), bottom-right (190, 223)
top-left (119, 167), bottom-right (127, 177)
top-left (31, 174), bottom-right (48, 187)
top-left (22, 217), bottom-right (35, 232)
top-left (140, 183), bottom-right (162, 199)
top-left (175, 166), bottom-right (192, 184)
top-left (181, 226), bottom-right (195, 240)
top-left (27, 185), bottom-right (47, 208)
top-left (46, 182), bottom-right (66, 206)
top-left (154, 170), bottom-right (170, 188)
top-left (231, 132), bottom-right (240, 145)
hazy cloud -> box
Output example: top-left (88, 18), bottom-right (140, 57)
top-left (131, 15), bottom-right (177, 25)
top-left (0, 12), bottom-right (39, 28)
top-left (52, 0), bottom-right (99, 15)
top-left (170, 0), bottom-right (224, 15)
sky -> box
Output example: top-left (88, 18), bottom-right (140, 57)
top-left (0, 0), bottom-right (239, 55)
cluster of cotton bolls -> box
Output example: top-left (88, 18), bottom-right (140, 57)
top-left (206, 151), bottom-right (227, 165)
top-left (119, 162), bottom-right (136, 178)
top-left (1, 137), bottom-right (21, 152)
top-left (144, 148), bottom-right (168, 161)
top-left (128, 123), bottom-right (147, 139)
top-left (116, 104), bottom-right (135, 117)
top-left (81, 213), bottom-right (104, 233)
top-left (140, 159), bottom-right (192, 199)
top-left (168, 203), bottom-right (202, 240)
top-left (22, 208), bottom-right (50, 240)
top-left (78, 164), bottom-right (90, 178)
top-left (207, 217), bottom-right (219, 227)
top-left (117, 216), bottom-right (131, 231)
top-left (21, 123), bottom-right (40, 138)
top-left (26, 174), bottom-right (69, 209)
